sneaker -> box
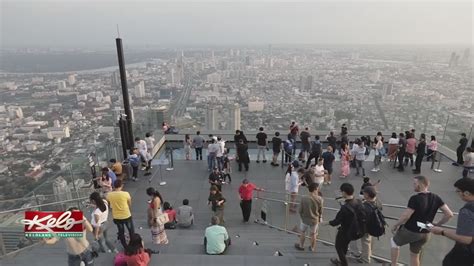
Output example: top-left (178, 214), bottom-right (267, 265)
top-left (328, 181), bottom-right (332, 184)
top-left (144, 172), bottom-right (151, 176)
top-left (132, 177), bottom-right (137, 182)
top-left (294, 243), bottom-right (305, 251)
top-left (371, 168), bottom-right (378, 172)
top-left (308, 246), bottom-right (315, 252)
top-left (263, 160), bottom-right (267, 163)
top-left (270, 162), bottom-right (275, 166)
top-left (256, 160), bottom-right (260, 163)
top-left (330, 258), bottom-right (341, 265)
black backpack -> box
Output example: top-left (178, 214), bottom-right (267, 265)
top-left (364, 202), bottom-right (386, 237)
top-left (311, 141), bottom-right (321, 155)
top-left (345, 200), bottom-right (367, 240)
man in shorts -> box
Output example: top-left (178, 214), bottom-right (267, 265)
top-left (390, 175), bottom-right (454, 266)
top-left (294, 183), bottom-right (323, 252)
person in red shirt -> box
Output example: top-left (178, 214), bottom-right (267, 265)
top-left (163, 202), bottom-right (177, 229)
top-left (125, 233), bottom-right (151, 266)
top-left (238, 179), bottom-right (264, 222)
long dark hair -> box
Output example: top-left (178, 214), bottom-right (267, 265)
top-left (185, 134), bottom-right (190, 141)
top-left (146, 187), bottom-right (163, 205)
top-left (285, 164), bottom-right (293, 175)
top-left (90, 192), bottom-right (106, 212)
top-left (125, 233), bottom-right (144, 256)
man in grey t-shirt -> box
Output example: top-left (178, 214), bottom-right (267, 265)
top-left (430, 177), bottom-right (474, 266)
top-left (177, 199), bottom-right (194, 228)
top-left (193, 131), bottom-right (205, 160)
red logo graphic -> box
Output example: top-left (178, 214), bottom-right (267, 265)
top-left (22, 211), bottom-right (84, 238)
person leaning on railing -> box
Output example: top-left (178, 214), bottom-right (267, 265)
top-left (429, 177), bottom-right (474, 266)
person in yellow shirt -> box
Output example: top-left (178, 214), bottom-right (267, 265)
top-left (106, 179), bottom-right (134, 249)
top-left (109, 159), bottom-right (123, 180)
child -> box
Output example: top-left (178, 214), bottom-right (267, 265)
top-left (222, 151), bottom-right (232, 183)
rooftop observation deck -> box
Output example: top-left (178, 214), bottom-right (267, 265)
top-left (0, 132), bottom-right (469, 265)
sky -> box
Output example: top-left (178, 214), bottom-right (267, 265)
top-left (1, 0), bottom-right (472, 48)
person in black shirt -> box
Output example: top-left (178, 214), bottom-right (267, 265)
top-left (299, 127), bottom-right (311, 162)
top-left (326, 131), bottom-right (337, 155)
top-left (209, 167), bottom-right (223, 191)
top-left (306, 135), bottom-right (322, 169)
top-left (208, 186), bottom-right (226, 225)
top-left (454, 133), bottom-right (468, 166)
top-left (271, 132), bottom-right (282, 166)
top-left (397, 133), bottom-right (407, 171)
top-left (391, 175), bottom-right (453, 266)
top-left (325, 183), bottom-right (365, 266)
top-left (412, 134), bottom-right (426, 174)
top-left (256, 127), bottom-right (268, 163)
top-left (236, 139), bottom-right (250, 171)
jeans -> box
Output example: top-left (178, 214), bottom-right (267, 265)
top-left (284, 151), bottom-right (292, 163)
top-left (374, 155), bottom-right (381, 168)
top-left (208, 154), bottom-right (217, 170)
top-left (67, 249), bottom-right (94, 266)
top-left (216, 157), bottom-right (223, 170)
top-left (240, 200), bottom-right (252, 222)
top-left (335, 229), bottom-right (351, 266)
top-left (113, 216), bottom-right (135, 249)
top-left (257, 146), bottom-right (267, 161)
top-left (355, 159), bottom-right (365, 176)
top-left (195, 147), bottom-right (203, 160)
top-left (94, 223), bottom-right (116, 253)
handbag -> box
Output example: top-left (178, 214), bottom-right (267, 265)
top-left (155, 213), bottom-right (169, 226)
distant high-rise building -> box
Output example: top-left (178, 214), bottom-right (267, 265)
top-left (176, 52), bottom-right (185, 85)
top-left (298, 76), bottom-right (305, 91)
top-left (230, 104), bottom-right (241, 131)
top-left (461, 48), bottom-right (471, 66)
top-left (135, 81), bottom-right (145, 98)
top-left (449, 52), bottom-right (459, 68)
top-left (382, 83), bottom-right (393, 99)
top-left (248, 98), bottom-right (264, 112)
top-left (206, 107), bottom-right (218, 130)
top-left (52, 176), bottom-right (72, 204)
top-left (67, 74), bottom-right (76, 85)
top-left (245, 56), bottom-right (251, 66)
top-left (207, 72), bottom-right (221, 84)
top-left (148, 106), bottom-right (169, 129)
top-left (57, 80), bottom-right (67, 90)
top-left (170, 68), bottom-right (176, 85)
top-left (305, 75), bottom-right (313, 91)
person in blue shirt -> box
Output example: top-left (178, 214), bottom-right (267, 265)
top-left (101, 167), bottom-right (117, 187)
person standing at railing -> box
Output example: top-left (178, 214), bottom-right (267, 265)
top-left (284, 134), bottom-right (295, 165)
top-left (388, 132), bottom-right (399, 164)
top-left (289, 121), bottom-right (300, 156)
top-left (396, 133), bottom-right (407, 172)
top-left (412, 134), bottom-right (426, 174)
top-left (207, 138), bottom-right (220, 172)
top-left (216, 136), bottom-right (226, 170)
top-left (405, 132), bottom-right (416, 168)
top-left (192, 131), bottom-right (205, 161)
top-left (462, 147), bottom-right (474, 178)
top-left (271, 132), bottom-right (283, 167)
top-left (183, 134), bottom-right (192, 160)
top-left (453, 133), bottom-right (468, 166)
top-left (371, 132), bottom-right (384, 173)
top-left (107, 180), bottom-right (135, 249)
top-left (294, 182), bottom-right (323, 253)
top-left (426, 135), bottom-right (438, 162)
top-left (285, 161), bottom-right (301, 213)
top-left (326, 131), bottom-right (337, 156)
top-left (390, 175), bottom-right (454, 266)
top-left (340, 143), bottom-right (351, 179)
top-left (428, 177), bottom-right (474, 266)
top-left (256, 127), bottom-right (268, 163)
top-left (238, 178), bottom-right (264, 223)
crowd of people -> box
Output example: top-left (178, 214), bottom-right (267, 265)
top-left (42, 123), bottom-right (474, 266)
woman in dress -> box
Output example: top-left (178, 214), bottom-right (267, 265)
top-left (285, 161), bottom-right (300, 212)
top-left (146, 187), bottom-right (169, 245)
top-left (184, 134), bottom-right (192, 160)
top-left (340, 142), bottom-right (350, 178)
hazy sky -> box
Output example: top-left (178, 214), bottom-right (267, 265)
top-left (1, 0), bottom-right (472, 48)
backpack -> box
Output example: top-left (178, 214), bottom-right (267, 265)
top-left (364, 202), bottom-right (386, 237)
top-left (284, 140), bottom-right (293, 152)
top-left (129, 156), bottom-right (140, 167)
top-left (311, 141), bottom-right (322, 155)
top-left (345, 200), bottom-right (367, 240)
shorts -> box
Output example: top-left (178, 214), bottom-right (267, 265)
top-left (324, 167), bottom-right (333, 175)
top-left (301, 143), bottom-right (310, 152)
top-left (273, 150), bottom-right (281, 155)
top-left (299, 222), bottom-right (319, 235)
top-left (393, 226), bottom-right (430, 254)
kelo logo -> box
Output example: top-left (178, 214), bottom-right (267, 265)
top-left (22, 211), bottom-right (84, 238)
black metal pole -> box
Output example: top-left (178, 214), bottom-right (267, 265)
top-left (118, 116), bottom-right (128, 159)
top-left (116, 37), bottom-right (134, 149)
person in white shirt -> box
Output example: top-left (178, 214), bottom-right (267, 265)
top-left (286, 160), bottom-right (301, 212)
top-left (462, 147), bottom-right (474, 178)
top-left (135, 137), bottom-right (149, 171)
top-left (216, 136), bottom-right (226, 170)
top-left (89, 192), bottom-right (117, 253)
top-left (312, 158), bottom-right (326, 186)
top-left (207, 139), bottom-right (221, 171)
top-left (352, 139), bottom-right (367, 176)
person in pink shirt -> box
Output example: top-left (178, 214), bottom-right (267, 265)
top-left (163, 202), bottom-right (177, 229)
top-left (426, 135), bottom-right (438, 161)
top-left (405, 132), bottom-right (416, 167)
top-left (238, 179), bottom-right (264, 223)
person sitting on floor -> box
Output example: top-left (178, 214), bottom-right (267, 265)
top-left (176, 199), bottom-right (194, 228)
top-left (163, 202), bottom-right (177, 229)
top-left (204, 216), bottom-right (230, 255)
